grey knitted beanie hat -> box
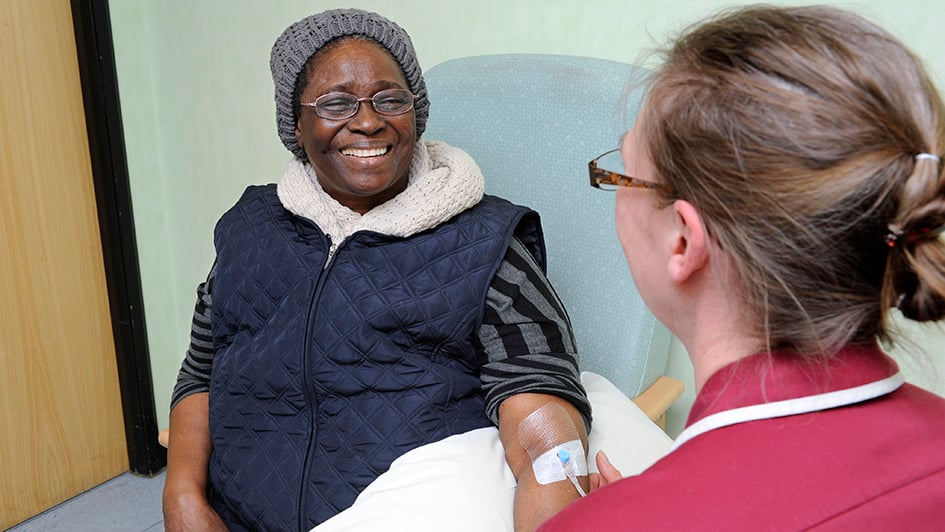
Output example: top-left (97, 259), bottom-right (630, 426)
top-left (270, 8), bottom-right (428, 160)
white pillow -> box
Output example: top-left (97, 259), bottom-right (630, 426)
top-left (313, 371), bottom-right (673, 532)
top-left (581, 371), bottom-right (674, 476)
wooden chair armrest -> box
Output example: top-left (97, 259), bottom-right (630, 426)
top-left (631, 375), bottom-right (685, 431)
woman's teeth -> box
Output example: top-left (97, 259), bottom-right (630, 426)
top-left (341, 147), bottom-right (388, 158)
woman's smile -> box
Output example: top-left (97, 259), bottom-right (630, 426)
top-left (340, 146), bottom-right (390, 158)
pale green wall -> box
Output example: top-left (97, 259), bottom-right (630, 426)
top-left (108, 0), bottom-right (945, 433)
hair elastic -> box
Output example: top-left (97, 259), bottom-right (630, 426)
top-left (915, 153), bottom-right (941, 162)
top-left (885, 224), bottom-right (945, 247)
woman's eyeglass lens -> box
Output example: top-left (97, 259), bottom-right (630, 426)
top-left (303, 88), bottom-right (416, 120)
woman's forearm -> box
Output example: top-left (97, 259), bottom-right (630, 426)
top-left (162, 392), bottom-right (226, 531)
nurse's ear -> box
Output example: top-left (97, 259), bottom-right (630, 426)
top-left (667, 199), bottom-right (710, 285)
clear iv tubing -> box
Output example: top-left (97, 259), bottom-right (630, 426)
top-left (557, 449), bottom-right (587, 497)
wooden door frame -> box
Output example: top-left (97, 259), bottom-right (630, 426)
top-left (71, 0), bottom-right (166, 475)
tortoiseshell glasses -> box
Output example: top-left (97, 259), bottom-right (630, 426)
top-left (588, 148), bottom-right (674, 193)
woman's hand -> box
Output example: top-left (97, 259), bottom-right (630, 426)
top-left (588, 450), bottom-right (623, 492)
top-left (163, 487), bottom-right (227, 532)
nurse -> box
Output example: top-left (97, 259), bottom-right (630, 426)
top-left (543, 4), bottom-right (945, 529)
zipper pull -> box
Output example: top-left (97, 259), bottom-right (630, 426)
top-left (324, 236), bottom-right (337, 269)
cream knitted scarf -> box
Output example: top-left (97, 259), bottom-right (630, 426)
top-left (277, 140), bottom-right (485, 243)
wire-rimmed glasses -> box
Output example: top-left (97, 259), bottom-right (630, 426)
top-left (301, 88), bottom-right (417, 120)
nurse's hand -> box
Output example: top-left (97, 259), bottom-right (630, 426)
top-left (588, 450), bottom-right (623, 491)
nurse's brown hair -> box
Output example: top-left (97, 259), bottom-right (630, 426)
top-left (641, 4), bottom-right (945, 356)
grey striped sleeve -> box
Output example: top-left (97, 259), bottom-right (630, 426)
top-left (169, 265), bottom-right (216, 411)
top-left (478, 237), bottom-right (591, 430)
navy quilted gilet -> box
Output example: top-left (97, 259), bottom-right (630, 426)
top-left (206, 185), bottom-right (543, 531)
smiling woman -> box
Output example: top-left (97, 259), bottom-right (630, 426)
top-left (294, 38), bottom-right (416, 214)
top-left (161, 8), bottom-right (592, 532)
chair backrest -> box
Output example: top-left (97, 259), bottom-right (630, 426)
top-left (424, 54), bottom-right (671, 398)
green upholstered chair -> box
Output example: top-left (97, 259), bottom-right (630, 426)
top-left (424, 54), bottom-right (683, 425)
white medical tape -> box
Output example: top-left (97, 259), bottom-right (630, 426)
top-left (531, 439), bottom-right (587, 485)
top-left (518, 402), bottom-right (587, 488)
